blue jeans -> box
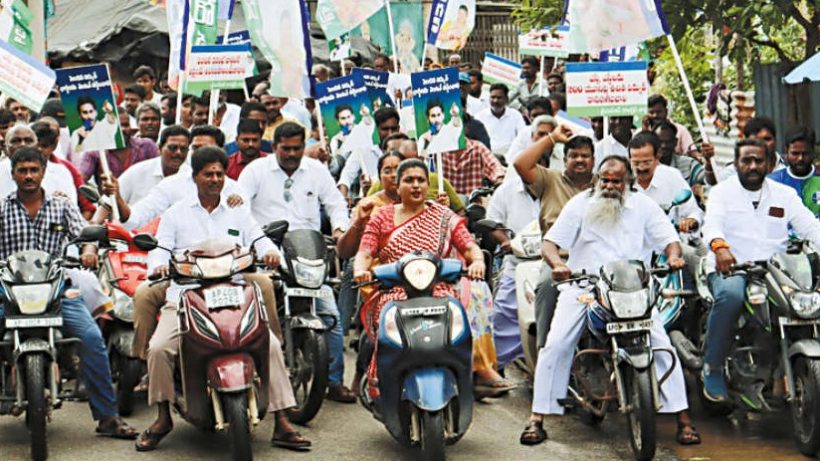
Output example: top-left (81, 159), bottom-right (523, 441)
top-left (1, 295), bottom-right (118, 421)
top-left (705, 273), bottom-right (747, 370)
top-left (315, 286), bottom-right (345, 385)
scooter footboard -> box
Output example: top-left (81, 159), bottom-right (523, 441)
top-left (401, 367), bottom-right (457, 412)
top-left (207, 353), bottom-right (256, 392)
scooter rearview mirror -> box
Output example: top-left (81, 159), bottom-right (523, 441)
top-left (133, 233), bottom-right (160, 252)
top-left (79, 184), bottom-right (101, 203)
top-left (671, 189), bottom-right (693, 207)
top-left (77, 225), bottom-right (108, 243)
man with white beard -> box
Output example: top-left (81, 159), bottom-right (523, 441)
top-left (519, 156), bottom-right (701, 446)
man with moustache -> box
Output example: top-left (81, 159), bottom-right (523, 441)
top-left (520, 156), bottom-right (696, 446)
top-left (117, 125), bottom-right (190, 204)
top-left (701, 139), bottom-right (820, 402)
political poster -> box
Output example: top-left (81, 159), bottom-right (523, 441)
top-left (352, 68), bottom-right (391, 110)
top-left (386, 72), bottom-right (416, 136)
top-left (519, 25), bottom-right (570, 58)
top-left (352, 2), bottom-right (424, 73)
top-left (242, 0), bottom-right (313, 98)
top-left (189, 0), bottom-right (220, 46)
top-left (566, 0), bottom-right (669, 53)
top-left (329, 33), bottom-right (351, 61)
top-left (0, 0), bottom-right (33, 53)
top-left (565, 61), bottom-right (649, 118)
top-left (481, 52), bottom-right (522, 90)
top-left (185, 44), bottom-right (255, 94)
top-left (316, 0), bottom-right (383, 41)
top-left (315, 73), bottom-right (379, 159)
top-left (217, 30), bottom-right (251, 46)
top-left (411, 67), bottom-right (465, 156)
top-left (0, 39), bottom-right (54, 112)
top-left (56, 64), bottom-right (126, 153)
top-left (427, 0), bottom-right (475, 51)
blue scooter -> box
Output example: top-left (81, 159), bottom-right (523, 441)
top-left (359, 251), bottom-right (473, 461)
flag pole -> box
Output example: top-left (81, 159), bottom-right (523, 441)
top-left (175, 0), bottom-right (192, 126)
top-left (436, 151), bottom-right (444, 195)
top-left (384, 0), bottom-right (400, 73)
top-left (665, 33), bottom-right (716, 176)
top-left (538, 56), bottom-right (545, 96)
top-left (603, 116), bottom-right (610, 158)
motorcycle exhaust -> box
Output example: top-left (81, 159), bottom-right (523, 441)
top-left (669, 330), bottom-right (703, 371)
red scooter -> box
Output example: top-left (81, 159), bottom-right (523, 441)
top-left (133, 235), bottom-right (271, 461)
top-left (94, 219), bottom-right (158, 415)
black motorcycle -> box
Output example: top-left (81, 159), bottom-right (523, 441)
top-left (266, 221), bottom-right (332, 424)
top-left (0, 226), bottom-right (104, 461)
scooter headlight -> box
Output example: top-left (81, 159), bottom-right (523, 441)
top-left (195, 254), bottom-right (234, 279)
top-left (12, 284), bottom-right (52, 315)
top-left (449, 301), bottom-right (466, 341)
top-left (607, 289), bottom-right (650, 320)
top-left (111, 288), bottom-right (134, 322)
top-left (789, 291), bottom-right (820, 319)
top-left (293, 258), bottom-right (326, 289)
top-left (383, 307), bottom-right (403, 346)
top-left (402, 258), bottom-right (437, 291)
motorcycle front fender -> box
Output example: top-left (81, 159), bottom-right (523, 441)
top-left (207, 354), bottom-right (256, 393)
top-left (109, 329), bottom-right (136, 358)
top-left (288, 314), bottom-right (327, 331)
top-left (401, 367), bottom-right (458, 412)
top-left (789, 339), bottom-right (820, 359)
top-left (616, 346), bottom-right (653, 370)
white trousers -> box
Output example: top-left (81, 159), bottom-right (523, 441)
top-left (532, 285), bottom-right (688, 415)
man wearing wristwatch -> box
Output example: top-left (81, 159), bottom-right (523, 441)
top-left (238, 121), bottom-right (357, 402)
top-left (701, 139), bottom-right (820, 402)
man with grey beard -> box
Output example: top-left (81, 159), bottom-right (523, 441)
top-left (520, 156), bottom-right (700, 446)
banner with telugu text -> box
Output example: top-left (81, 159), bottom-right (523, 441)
top-left (565, 61), bottom-right (649, 117)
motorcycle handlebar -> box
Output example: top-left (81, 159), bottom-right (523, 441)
top-left (555, 272), bottom-right (599, 287)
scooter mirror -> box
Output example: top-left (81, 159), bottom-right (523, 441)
top-left (133, 233), bottom-right (159, 252)
top-left (671, 189), bottom-right (693, 207)
top-left (79, 184), bottom-right (101, 203)
top-left (77, 225), bottom-right (108, 243)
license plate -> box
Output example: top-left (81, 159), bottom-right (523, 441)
top-left (5, 316), bottom-right (63, 328)
top-left (606, 319), bottom-right (653, 334)
top-left (286, 287), bottom-right (333, 298)
top-left (204, 286), bottom-right (245, 309)
top-left (122, 254), bottom-right (147, 264)
top-left (779, 317), bottom-right (820, 326)
top-left (402, 306), bottom-right (448, 317)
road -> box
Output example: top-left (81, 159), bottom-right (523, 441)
top-left (0, 351), bottom-right (811, 461)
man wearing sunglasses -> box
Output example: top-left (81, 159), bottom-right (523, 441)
top-left (117, 125), bottom-right (191, 205)
top-left (238, 121), bottom-right (356, 403)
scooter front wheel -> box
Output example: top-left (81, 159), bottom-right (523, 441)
top-left (222, 392), bottom-right (253, 461)
top-left (288, 329), bottom-right (329, 425)
top-left (419, 409), bottom-right (446, 461)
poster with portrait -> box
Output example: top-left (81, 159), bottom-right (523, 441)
top-left (352, 2), bottom-right (424, 73)
top-left (427, 0), bottom-right (476, 51)
top-left (55, 64), bottom-right (125, 153)
top-left (386, 72), bottom-right (416, 136)
top-left (565, 0), bottom-right (669, 53)
top-left (411, 67), bottom-right (465, 156)
top-left (315, 73), bottom-right (379, 158)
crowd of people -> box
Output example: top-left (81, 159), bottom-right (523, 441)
top-left (0, 49), bottom-right (817, 457)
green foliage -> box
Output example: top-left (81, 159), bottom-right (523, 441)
top-left (510, 0), bottom-right (564, 31)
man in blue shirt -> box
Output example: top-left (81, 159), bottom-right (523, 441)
top-left (768, 126), bottom-right (817, 197)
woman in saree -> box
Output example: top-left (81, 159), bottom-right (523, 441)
top-left (351, 159), bottom-right (515, 399)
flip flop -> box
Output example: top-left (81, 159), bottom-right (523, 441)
top-left (134, 428), bottom-right (172, 451)
top-left (676, 423), bottom-right (702, 445)
top-left (95, 417), bottom-right (138, 440)
top-left (475, 377), bottom-right (518, 396)
top-left (271, 431), bottom-right (312, 451)
top-left (520, 421), bottom-right (547, 445)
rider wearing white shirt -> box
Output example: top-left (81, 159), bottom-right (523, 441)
top-left (118, 125), bottom-right (190, 205)
top-left (475, 83), bottom-right (526, 156)
top-left (238, 121), bottom-right (356, 402)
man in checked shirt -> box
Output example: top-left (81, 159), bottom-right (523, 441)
top-left (0, 147), bottom-right (138, 439)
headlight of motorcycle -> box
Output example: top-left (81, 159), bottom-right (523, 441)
top-left (12, 284), bottom-right (52, 315)
top-left (790, 291), bottom-right (820, 319)
top-left (402, 258), bottom-right (437, 291)
top-left (111, 288), bottom-right (134, 322)
top-left (449, 301), bottom-right (467, 341)
top-left (607, 289), bottom-right (650, 320)
top-left (382, 307), bottom-right (402, 346)
top-left (196, 254), bottom-right (234, 279)
top-left (293, 258), bottom-right (326, 289)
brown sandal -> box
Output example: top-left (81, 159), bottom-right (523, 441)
top-left (271, 431), bottom-right (312, 451)
top-left (520, 420), bottom-right (547, 445)
top-left (134, 427), bottom-right (172, 451)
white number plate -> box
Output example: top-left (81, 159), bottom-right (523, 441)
top-left (122, 254), bottom-right (148, 264)
top-left (5, 316), bottom-right (63, 328)
top-left (402, 306), bottom-right (448, 317)
top-left (779, 317), bottom-right (820, 326)
top-left (204, 286), bottom-right (245, 309)
top-left (606, 319), bottom-right (653, 334)
top-left (286, 287), bottom-right (333, 298)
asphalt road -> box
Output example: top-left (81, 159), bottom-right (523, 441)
top-left (0, 350), bottom-right (810, 461)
